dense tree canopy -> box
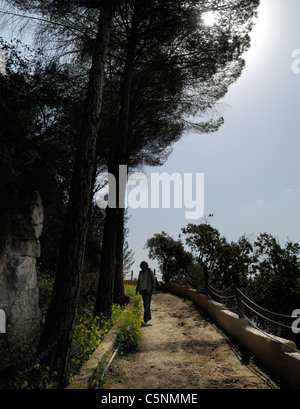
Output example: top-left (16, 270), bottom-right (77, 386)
top-left (146, 231), bottom-right (194, 283)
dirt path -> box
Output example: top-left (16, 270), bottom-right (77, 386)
top-left (105, 291), bottom-right (278, 390)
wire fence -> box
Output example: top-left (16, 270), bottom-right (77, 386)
top-left (184, 273), bottom-right (300, 353)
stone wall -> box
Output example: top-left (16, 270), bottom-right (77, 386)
top-left (0, 191), bottom-right (43, 342)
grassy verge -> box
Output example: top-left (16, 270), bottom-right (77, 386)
top-left (66, 303), bottom-right (125, 386)
top-left (96, 285), bottom-right (143, 389)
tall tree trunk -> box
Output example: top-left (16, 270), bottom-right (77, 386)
top-left (114, 207), bottom-right (126, 303)
top-left (93, 202), bottom-right (118, 318)
top-left (94, 1), bottom-right (141, 318)
top-left (37, 1), bottom-right (117, 384)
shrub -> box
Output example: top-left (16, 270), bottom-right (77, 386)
top-left (117, 287), bottom-right (143, 354)
top-left (67, 304), bottom-right (124, 380)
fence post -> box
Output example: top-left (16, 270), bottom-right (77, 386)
top-left (232, 272), bottom-right (245, 319)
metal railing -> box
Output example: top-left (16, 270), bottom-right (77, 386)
top-left (184, 273), bottom-right (299, 353)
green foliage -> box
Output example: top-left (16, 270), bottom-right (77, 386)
top-left (124, 284), bottom-right (138, 299)
top-left (117, 286), bottom-right (143, 354)
top-left (117, 307), bottom-right (142, 354)
top-left (0, 283), bottom-right (125, 389)
top-left (146, 231), bottom-right (194, 283)
top-left (0, 324), bottom-right (41, 389)
top-left (37, 267), bottom-right (56, 316)
top-left (181, 220), bottom-right (300, 343)
top-left (67, 304), bottom-right (124, 382)
top-left (0, 39), bottom-right (79, 193)
top-left (246, 233), bottom-right (300, 338)
top-left (182, 222), bottom-right (222, 271)
top-left (1, 283), bottom-right (139, 389)
top-left (182, 221), bottom-right (254, 290)
top-left (0, 268), bottom-right (56, 389)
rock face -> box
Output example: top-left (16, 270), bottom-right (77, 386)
top-left (0, 191), bottom-right (43, 340)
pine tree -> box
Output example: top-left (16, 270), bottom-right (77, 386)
top-left (93, 0), bottom-right (259, 318)
top-left (35, 0), bottom-right (119, 383)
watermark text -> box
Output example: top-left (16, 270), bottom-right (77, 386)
top-left (95, 166), bottom-right (204, 220)
top-left (0, 49), bottom-right (6, 75)
top-left (0, 309), bottom-right (6, 334)
top-left (292, 49), bottom-right (300, 74)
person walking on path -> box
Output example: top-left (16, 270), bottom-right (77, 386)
top-left (136, 261), bottom-right (155, 325)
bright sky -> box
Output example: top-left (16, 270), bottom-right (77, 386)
top-left (127, 0), bottom-right (300, 279)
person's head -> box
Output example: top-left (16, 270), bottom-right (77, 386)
top-left (140, 261), bottom-right (148, 271)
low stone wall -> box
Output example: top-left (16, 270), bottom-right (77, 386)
top-left (160, 283), bottom-right (300, 389)
top-left (67, 296), bottom-right (136, 389)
